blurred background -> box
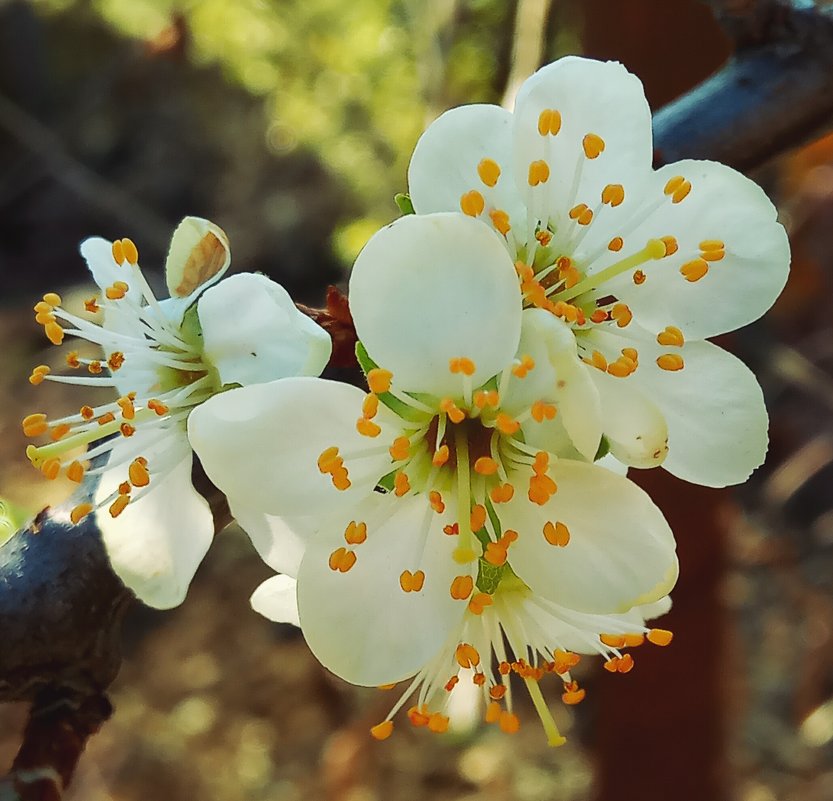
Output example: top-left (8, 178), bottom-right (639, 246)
top-left (1, 0), bottom-right (833, 799)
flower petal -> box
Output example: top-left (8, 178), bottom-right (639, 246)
top-left (165, 216), bottom-right (231, 299)
top-left (408, 104), bottom-right (526, 239)
top-left (505, 459), bottom-right (678, 614)
top-left (349, 213), bottom-right (521, 397)
top-left (624, 338), bottom-right (769, 487)
top-left (198, 273), bottom-right (331, 387)
top-left (608, 160), bottom-right (790, 339)
top-left (80, 237), bottom-right (138, 299)
top-left (188, 377), bottom-right (394, 517)
top-left (251, 575), bottom-right (300, 627)
top-left (296, 493), bottom-right (470, 686)
top-left (512, 57), bottom-right (653, 226)
top-left (96, 436), bottom-right (213, 609)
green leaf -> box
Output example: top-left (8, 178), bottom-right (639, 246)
top-left (394, 192), bottom-right (415, 215)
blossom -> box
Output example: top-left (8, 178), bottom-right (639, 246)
top-left (189, 212), bottom-right (678, 743)
top-left (22, 217), bottom-right (331, 608)
top-left (407, 56), bottom-right (790, 487)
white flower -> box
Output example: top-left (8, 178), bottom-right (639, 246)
top-left (189, 212), bottom-right (678, 743)
top-left (407, 56), bottom-right (790, 487)
top-left (22, 217), bottom-right (331, 608)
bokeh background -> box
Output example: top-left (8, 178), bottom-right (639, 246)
top-left (2, 0), bottom-right (833, 799)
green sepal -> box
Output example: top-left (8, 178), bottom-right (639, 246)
top-left (476, 558), bottom-right (507, 595)
top-left (594, 435), bottom-right (610, 461)
top-left (355, 341), bottom-right (429, 423)
top-left (394, 193), bottom-right (415, 215)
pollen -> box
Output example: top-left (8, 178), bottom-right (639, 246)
top-left (370, 721), bottom-right (394, 741)
top-left (657, 325), bottom-right (685, 347)
top-left (120, 238), bottom-right (139, 265)
top-left (148, 399), bottom-right (169, 416)
top-left (344, 520), bottom-right (367, 544)
top-left (318, 446), bottom-right (341, 472)
top-left (582, 133), bottom-right (605, 159)
top-left (633, 269), bottom-right (646, 285)
top-left (109, 494), bottom-right (130, 518)
top-left (569, 203), bottom-right (593, 226)
top-left (499, 711), bottom-right (521, 734)
top-left (328, 547), bottom-right (357, 573)
top-left (495, 413), bottom-right (520, 435)
top-left (610, 303), bottom-right (632, 328)
top-left (128, 458), bottom-right (151, 487)
top-left (562, 681), bottom-right (586, 705)
top-left (432, 445), bottom-right (450, 467)
top-left (117, 396), bottom-right (135, 420)
top-left (590, 309), bottom-right (609, 324)
top-left (44, 321), bottom-right (64, 345)
top-left (601, 183), bottom-right (625, 206)
top-left (84, 297), bottom-right (100, 314)
top-left (429, 490), bottom-right (445, 513)
top-left (22, 413), bottom-right (49, 437)
top-left (28, 365), bottom-right (50, 385)
top-left (474, 390), bottom-right (499, 409)
top-left (66, 460), bottom-right (85, 483)
top-left (608, 236), bottom-right (624, 252)
top-left (647, 628), bottom-right (674, 646)
top-left (43, 292), bottom-right (62, 307)
top-left (362, 393), bottom-right (379, 419)
top-left (531, 401), bottom-right (556, 422)
top-left (455, 643), bottom-right (481, 669)
top-left (473, 456), bottom-right (498, 476)
top-left (671, 180), bottom-right (692, 203)
top-left (50, 423), bottom-right (71, 441)
top-left (356, 418), bottom-right (382, 437)
top-left (537, 108), bottom-right (562, 136)
top-left (489, 483), bottom-right (515, 504)
top-left (450, 575), bottom-right (474, 600)
top-left (111, 239), bottom-right (125, 264)
top-left (468, 592), bottom-right (493, 615)
top-left (70, 502), bottom-right (94, 525)
top-left (489, 209), bottom-right (511, 236)
top-left (41, 458), bottom-right (61, 480)
top-left (400, 569), bottom-right (426, 592)
top-left (449, 357), bottom-right (476, 376)
top-left (389, 436), bottom-right (410, 461)
top-left (460, 190), bottom-right (486, 217)
top-left (528, 160), bottom-right (550, 186)
top-left (477, 158), bottom-right (501, 187)
top-left (394, 471), bottom-right (411, 497)
top-left (367, 368), bottom-right (393, 394)
top-left (484, 541), bottom-right (508, 566)
top-left (543, 521), bottom-right (570, 547)
top-left (512, 354), bottom-right (535, 378)
top-left (470, 504), bottom-right (487, 532)
top-left (440, 398), bottom-right (465, 424)
top-left (657, 354), bottom-right (685, 371)
top-left (600, 633), bottom-right (625, 647)
top-left (680, 258), bottom-right (708, 282)
top-left (105, 281), bottom-right (129, 301)
top-left (660, 235), bottom-right (679, 256)
top-left (663, 175), bottom-right (685, 195)
top-left (624, 633), bottom-right (645, 647)
top-left (590, 351), bottom-right (607, 371)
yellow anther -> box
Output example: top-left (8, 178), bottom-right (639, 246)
top-left (527, 160), bottom-right (550, 186)
top-left (407, 705), bottom-right (430, 727)
top-left (633, 269), bottom-right (646, 285)
top-left (474, 390), bottom-right (499, 409)
top-left (537, 108), bottom-right (562, 136)
top-left (536, 229), bottom-right (552, 247)
top-left (450, 575), bottom-right (474, 600)
top-left (109, 494), bottom-right (130, 518)
top-left (87, 360), bottom-right (103, 375)
top-left (657, 353), bottom-right (684, 372)
top-left (562, 683), bottom-right (586, 705)
top-left (610, 303), bottom-right (633, 328)
top-left (107, 352), bottom-right (125, 371)
top-left (455, 643), bottom-right (481, 669)
top-left (608, 236), bottom-right (624, 252)
top-left (495, 413), bottom-right (520, 435)
top-left (671, 180), bottom-right (692, 203)
top-left (617, 653), bottom-right (635, 673)
top-left (43, 292), bottom-right (62, 307)
top-left (601, 183), bottom-right (625, 206)
top-left (80, 405), bottom-right (95, 421)
top-left (105, 281), bottom-right (130, 301)
top-left (120, 237), bottom-right (139, 265)
top-left (468, 592), bottom-right (493, 615)
top-left (356, 418), bottom-right (382, 438)
top-left (663, 175), bottom-right (685, 195)
top-left (512, 354), bottom-right (535, 378)
top-left (622, 347), bottom-right (639, 364)
top-left (460, 189), bottom-right (485, 217)
top-left (432, 444), bottom-right (450, 467)
top-left (344, 520), bottom-right (368, 544)
top-left (370, 721), bottom-right (394, 741)
top-left (470, 504), bottom-right (487, 532)
top-left (35, 311), bottom-right (55, 326)
top-left (531, 401), bottom-right (557, 423)
top-left (50, 423), bottom-right (71, 441)
top-left (647, 628), bottom-right (674, 646)
top-left (70, 503), bottom-right (94, 525)
top-left (44, 321), bottom-right (64, 345)
top-left (489, 483), bottom-right (515, 504)
top-left (22, 413), bottom-right (49, 437)
top-left (569, 203), bottom-right (588, 220)
top-left (543, 521), bottom-right (570, 547)
top-left (439, 398), bottom-right (465, 424)
top-left (128, 458), bottom-right (150, 487)
top-left (317, 446), bottom-right (341, 473)
top-left (33, 300), bottom-right (52, 314)
top-left (399, 569), bottom-right (425, 593)
top-left (607, 358), bottom-right (635, 378)
top-left (489, 209), bottom-right (511, 236)
top-left (28, 365), bottom-right (50, 385)
top-left (328, 547), bottom-right (357, 573)
top-left (624, 633), bottom-right (646, 647)
top-left (41, 458), bottom-right (61, 480)
top-left (590, 350), bottom-right (608, 371)
top-left (429, 490), bottom-right (445, 514)
top-left (660, 235), bottom-right (679, 256)
top-left (66, 460), bottom-right (86, 482)
top-left (600, 633), bottom-right (626, 648)
top-left (484, 541), bottom-right (508, 566)
top-left (148, 399), bottom-right (169, 416)
top-left (477, 158), bottom-right (501, 187)
top-left (485, 701), bottom-right (502, 724)
top-left (603, 657), bottom-right (621, 673)
top-left (657, 325), bottom-right (685, 347)
top-left (389, 436), bottom-right (410, 461)
top-left (590, 309), bottom-right (608, 324)
top-left (65, 352), bottom-right (81, 369)
top-left (449, 357), bottom-right (476, 376)
top-left (499, 711), bottom-right (521, 734)
top-left (394, 470), bottom-right (411, 497)
top-left (701, 247), bottom-right (725, 262)
top-left (700, 238), bottom-right (724, 251)
top-left (97, 412), bottom-right (116, 426)
top-left (582, 133), bottom-right (605, 159)
top-left (362, 393), bottom-right (379, 419)
top-left (111, 239), bottom-right (125, 264)
top-left (474, 456), bottom-right (498, 476)
top-left (120, 423), bottom-right (136, 437)
top-left (332, 466), bottom-right (351, 491)
top-left (117, 396), bottom-right (135, 420)
top-left (427, 713), bottom-right (449, 734)
top-left (84, 297), bottom-right (100, 314)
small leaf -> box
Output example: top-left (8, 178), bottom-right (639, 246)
top-left (394, 193), bottom-right (415, 215)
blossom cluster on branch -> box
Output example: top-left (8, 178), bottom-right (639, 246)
top-left (20, 56), bottom-right (790, 746)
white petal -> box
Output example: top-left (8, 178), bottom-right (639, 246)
top-left (608, 160), bottom-right (790, 339)
top-left (625, 338), bottom-right (769, 487)
top-left (250, 575), bottom-right (300, 627)
top-left (296, 494), bottom-right (470, 686)
top-left (198, 273), bottom-right (331, 387)
top-left (639, 595), bottom-right (672, 621)
top-left (594, 453), bottom-right (629, 476)
top-left (80, 237), bottom-right (137, 297)
top-left (512, 57), bottom-right (653, 226)
top-left (505, 459), bottom-right (678, 614)
top-left (349, 213), bottom-right (521, 396)
top-left (408, 104), bottom-right (526, 237)
top-left (96, 436), bottom-right (213, 609)
top-left (188, 377), bottom-right (394, 516)
top-left (587, 366), bottom-right (669, 468)
top-left (165, 216), bottom-right (231, 299)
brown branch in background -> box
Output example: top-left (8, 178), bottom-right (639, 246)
top-left (297, 286), bottom-right (359, 370)
top-left (501, 0), bottom-right (553, 108)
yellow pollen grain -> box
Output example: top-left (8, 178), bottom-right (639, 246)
top-left (111, 240), bottom-right (125, 264)
top-left (22, 413), bottom-right (48, 438)
top-left (449, 357), bottom-right (476, 376)
top-left (356, 418), bottom-right (382, 438)
top-left (389, 436), bottom-right (410, 461)
top-left (370, 721), bottom-right (393, 741)
top-left (647, 628), bottom-right (674, 646)
top-left (460, 189), bottom-right (485, 217)
top-left (367, 368), bottom-right (392, 394)
top-left (499, 711), bottom-right (521, 734)
top-left (450, 575), bottom-right (474, 600)
top-left (120, 238), bottom-right (139, 265)
top-left (602, 183), bottom-right (625, 206)
top-left (657, 325), bottom-right (684, 347)
top-left (537, 108), bottom-right (562, 136)
top-left (42, 292), bottom-right (62, 307)
top-left (70, 502), bottom-right (94, 524)
top-left (633, 269), bottom-right (646, 285)
top-left (663, 175), bottom-right (685, 195)
top-left (394, 471), bottom-right (410, 497)
top-left (344, 520), bottom-right (368, 544)
top-left (432, 445), bottom-right (450, 467)
top-left (495, 413), bottom-right (520, 435)
top-left (489, 209), bottom-right (511, 236)
top-left (528, 159), bottom-right (550, 186)
top-left (362, 393), bottom-right (379, 419)
top-left (468, 592), bottom-right (493, 615)
top-left (477, 158), bottom-right (501, 187)
top-left (660, 235), bottom-right (679, 256)
top-left (583, 133), bottom-right (605, 159)
top-left (608, 236), bottom-right (624, 252)
top-left (611, 303), bottom-right (632, 328)
top-left (44, 321), bottom-right (64, 346)
top-left (109, 494), bottom-right (130, 518)
top-left (657, 353), bottom-right (685, 371)
top-left (429, 490), bottom-right (445, 514)
top-left (128, 458), bottom-right (150, 487)
top-left (672, 180), bottom-right (692, 203)
top-left (470, 504), bottom-right (487, 532)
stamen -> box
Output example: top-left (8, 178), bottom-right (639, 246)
top-left (43, 292), bottom-right (62, 307)
top-left (22, 414), bottom-right (49, 437)
top-left (660, 235), bottom-right (678, 256)
top-left (477, 158), bottom-right (501, 187)
top-left (344, 520), bottom-right (368, 544)
top-left (432, 445), bottom-right (450, 467)
top-left (474, 457), bottom-right (499, 475)
top-left (656, 326), bottom-right (685, 347)
top-left (389, 436), bottom-right (411, 461)
top-left (528, 160), bottom-right (550, 186)
top-left (647, 629), bottom-right (674, 646)
top-left (367, 368), bottom-right (393, 394)
top-left (608, 236), bottom-right (624, 252)
top-left (128, 458), bottom-right (150, 487)
top-left (543, 521), bottom-right (570, 547)
top-left (449, 357), bottom-right (476, 376)
top-left (680, 258), bottom-right (708, 282)
top-left (109, 494), bottom-right (130, 518)
top-left (400, 570), bottom-right (426, 592)
top-left (582, 134), bottom-right (605, 159)
top-left (561, 681), bottom-right (586, 705)
top-left (70, 502), bottom-right (94, 524)
top-left (428, 491), bottom-right (445, 513)
top-left (357, 418), bottom-right (382, 437)
top-left (450, 574), bottom-right (474, 600)
top-left (489, 209), bottom-right (511, 236)
top-left (460, 190), bottom-right (486, 217)
top-left (499, 711), bottom-right (521, 734)
top-left (328, 547), bottom-right (357, 573)
top-left (601, 184), bottom-right (624, 206)
top-left (537, 108), bottom-right (562, 136)
top-left (524, 678), bottom-right (566, 747)
top-left (394, 471), bottom-right (411, 497)
top-left (610, 303), bottom-right (632, 328)
top-left (656, 354), bottom-right (684, 372)
top-left (633, 269), bottom-right (646, 285)
top-left (370, 721), bottom-right (394, 740)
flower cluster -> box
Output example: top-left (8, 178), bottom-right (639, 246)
top-left (23, 57), bottom-right (789, 743)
